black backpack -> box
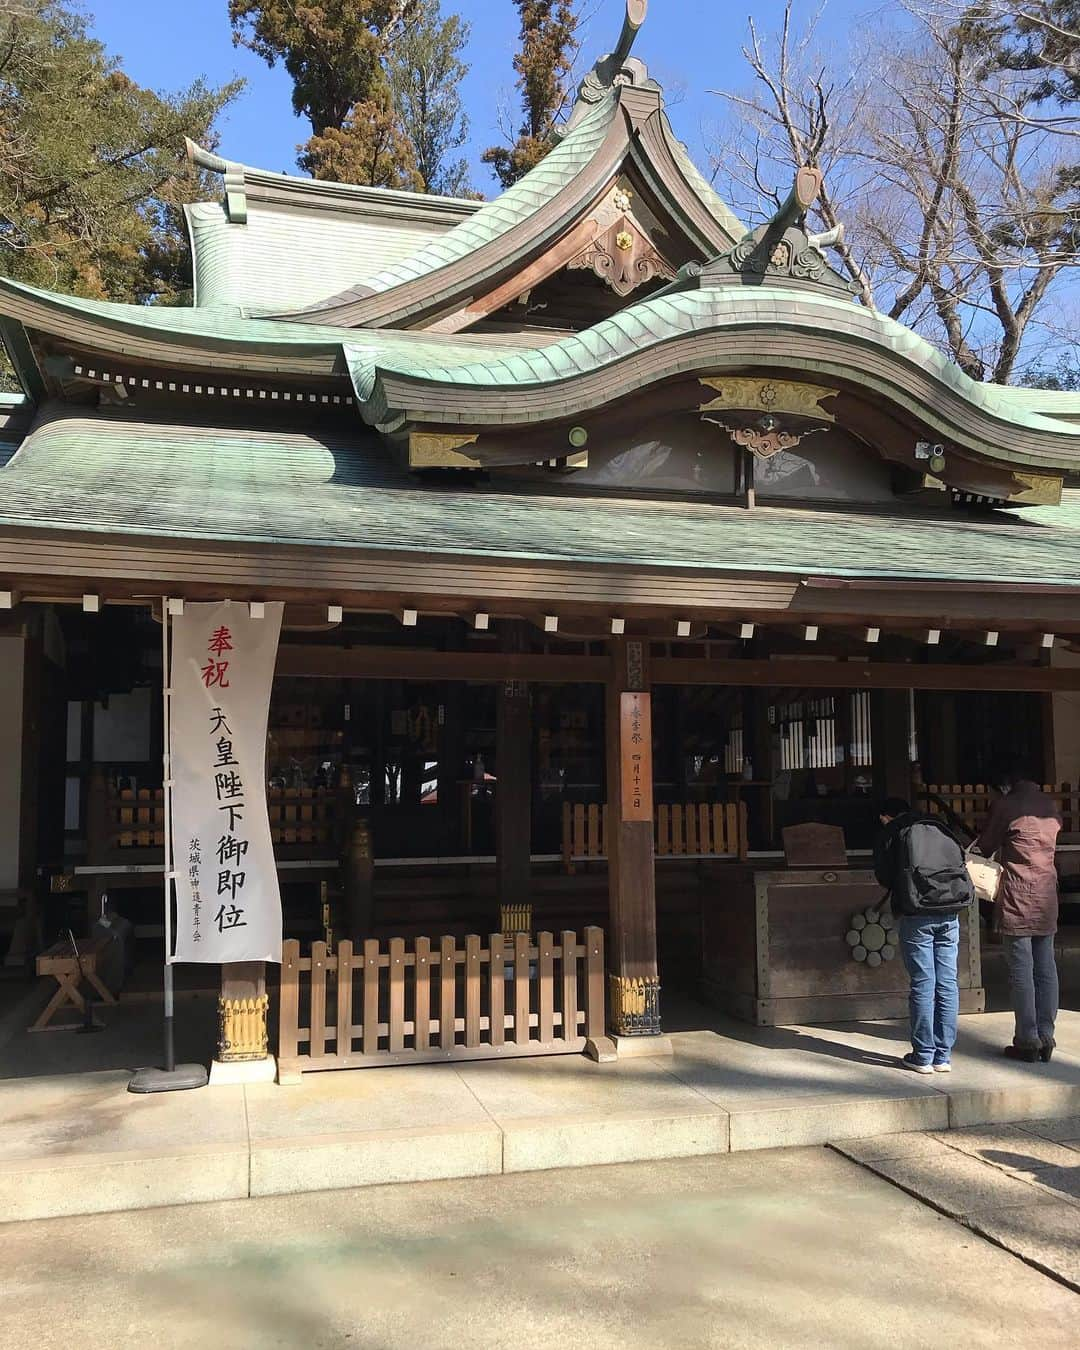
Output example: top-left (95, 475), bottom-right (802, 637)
top-left (891, 815), bottom-right (975, 915)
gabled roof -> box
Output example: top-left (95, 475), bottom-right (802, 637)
top-left (268, 80), bottom-right (744, 329)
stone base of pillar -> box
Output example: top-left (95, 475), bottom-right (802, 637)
top-left (208, 1055), bottom-right (277, 1086)
top-left (611, 1033), bottom-right (673, 1058)
top-left (584, 1035), bottom-right (617, 1063)
top-left (608, 973), bottom-right (662, 1037)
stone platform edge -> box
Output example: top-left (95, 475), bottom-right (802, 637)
top-left (4, 1077), bottom-right (1080, 1224)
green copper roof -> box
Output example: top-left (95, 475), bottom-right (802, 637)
top-left (4, 403), bottom-right (1080, 586)
top-left (352, 286), bottom-right (1076, 434)
top-left (0, 275), bottom-right (542, 363)
top-left (660, 116), bottom-right (744, 242)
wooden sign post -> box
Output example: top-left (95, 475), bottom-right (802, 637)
top-left (620, 692), bottom-right (653, 822)
top-left (606, 639), bottom-right (662, 1039)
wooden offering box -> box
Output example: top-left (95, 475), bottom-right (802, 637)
top-left (701, 865), bottom-right (985, 1027)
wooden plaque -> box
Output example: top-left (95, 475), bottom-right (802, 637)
top-left (781, 822), bottom-right (847, 867)
top-left (620, 692), bottom-right (653, 822)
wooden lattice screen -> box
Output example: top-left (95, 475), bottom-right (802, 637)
top-left (562, 801), bottom-right (748, 872)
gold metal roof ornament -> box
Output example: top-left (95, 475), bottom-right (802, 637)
top-left (699, 377), bottom-right (839, 460)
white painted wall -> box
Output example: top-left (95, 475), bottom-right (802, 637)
top-left (0, 636), bottom-right (26, 890)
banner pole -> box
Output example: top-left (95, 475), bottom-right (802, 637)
top-left (162, 593), bottom-right (175, 1071)
top-left (129, 598), bottom-right (207, 1094)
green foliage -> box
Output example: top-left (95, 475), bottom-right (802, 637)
top-left (483, 0), bottom-right (579, 189)
top-left (0, 0), bottom-right (241, 304)
top-left (231, 0), bottom-right (469, 191)
top-left (983, 0), bottom-right (1080, 106)
top-left (229, 0), bottom-right (418, 133)
top-left (300, 84), bottom-right (423, 188)
top-left (388, 0), bottom-right (471, 196)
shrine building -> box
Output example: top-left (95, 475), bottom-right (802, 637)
top-left (2, 4), bottom-right (1080, 1073)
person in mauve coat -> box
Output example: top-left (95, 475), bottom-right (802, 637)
top-left (976, 758), bottom-right (1062, 1063)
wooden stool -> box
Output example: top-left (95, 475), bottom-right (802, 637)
top-left (30, 937), bottom-right (118, 1032)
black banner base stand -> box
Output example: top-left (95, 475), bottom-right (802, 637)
top-left (129, 1064), bottom-right (208, 1093)
top-left (128, 994), bottom-right (208, 1093)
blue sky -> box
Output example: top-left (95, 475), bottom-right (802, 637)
top-left (87, 0), bottom-right (869, 193)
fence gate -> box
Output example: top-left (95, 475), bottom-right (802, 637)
top-left (278, 927), bottom-right (606, 1078)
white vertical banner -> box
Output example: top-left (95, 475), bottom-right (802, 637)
top-left (170, 601), bottom-right (283, 963)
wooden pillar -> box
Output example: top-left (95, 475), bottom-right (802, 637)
top-left (343, 817), bottom-right (375, 940)
top-left (438, 681), bottom-right (465, 854)
top-left (606, 636), bottom-right (661, 1036)
top-left (495, 621), bottom-right (531, 930)
top-left (217, 960), bottom-right (269, 1062)
top-left (871, 690), bottom-right (913, 803)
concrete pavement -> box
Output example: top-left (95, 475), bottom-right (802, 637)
top-left (2, 1146), bottom-right (1076, 1349)
top-left (835, 1116), bottom-right (1080, 1291)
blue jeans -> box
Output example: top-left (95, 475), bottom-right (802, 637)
top-left (898, 914), bottom-right (960, 1065)
top-left (1004, 935), bottom-right (1058, 1048)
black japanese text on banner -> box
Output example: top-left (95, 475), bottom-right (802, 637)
top-left (170, 601), bottom-right (283, 963)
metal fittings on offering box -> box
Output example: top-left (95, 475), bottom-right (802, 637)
top-left (845, 907), bottom-right (899, 968)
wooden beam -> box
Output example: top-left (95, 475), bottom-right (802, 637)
top-left (651, 658), bottom-right (1080, 693)
top-left (275, 644), bottom-right (607, 683)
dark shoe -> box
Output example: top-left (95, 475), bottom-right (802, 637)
top-left (901, 1053), bottom-right (934, 1075)
top-left (1003, 1044), bottom-right (1040, 1063)
top-left (1040, 1039), bottom-right (1056, 1063)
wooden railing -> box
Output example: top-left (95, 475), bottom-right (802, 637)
top-left (278, 927), bottom-right (606, 1076)
top-left (917, 781), bottom-right (1080, 835)
top-left (86, 770), bottom-right (348, 856)
top-left (562, 801), bottom-right (748, 873)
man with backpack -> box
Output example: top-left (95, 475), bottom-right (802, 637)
top-left (874, 798), bottom-right (975, 1074)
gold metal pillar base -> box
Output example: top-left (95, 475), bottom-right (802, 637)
top-left (499, 902), bottom-right (532, 936)
top-left (608, 973), bottom-right (662, 1036)
top-left (217, 993), bottom-right (269, 1062)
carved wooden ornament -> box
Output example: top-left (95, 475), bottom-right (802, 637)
top-left (568, 213), bottom-right (677, 297)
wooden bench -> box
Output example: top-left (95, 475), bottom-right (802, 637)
top-left (562, 802), bottom-right (748, 874)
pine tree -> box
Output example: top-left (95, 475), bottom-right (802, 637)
top-left (482, 0), bottom-right (579, 190)
top-left (0, 1), bottom-right (240, 305)
top-left (229, 0), bottom-right (418, 132)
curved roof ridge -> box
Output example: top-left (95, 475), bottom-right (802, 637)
top-left (354, 285), bottom-right (1080, 438)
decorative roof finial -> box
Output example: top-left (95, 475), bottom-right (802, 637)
top-left (698, 165), bottom-right (857, 296)
top-left (601, 0), bottom-right (648, 86)
top-left (561, 1), bottom-right (653, 136)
